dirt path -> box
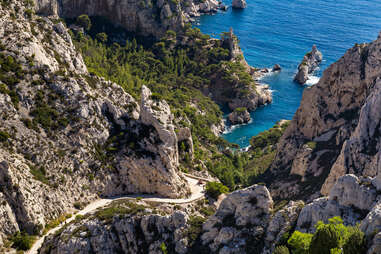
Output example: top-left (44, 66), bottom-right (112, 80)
top-left (27, 176), bottom-right (206, 254)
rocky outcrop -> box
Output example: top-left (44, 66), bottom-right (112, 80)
top-left (201, 185), bottom-right (273, 253)
top-left (294, 45), bottom-right (323, 84)
top-left (228, 107), bottom-right (251, 125)
top-left (0, 0), bottom-right (188, 242)
top-left (296, 174), bottom-right (378, 233)
top-left (34, 0), bottom-right (223, 38)
top-left (267, 33), bottom-right (381, 201)
top-left (40, 201), bottom-right (191, 254)
top-left (206, 29), bottom-right (272, 112)
top-left (232, 0), bottom-right (247, 9)
top-left (263, 200), bottom-right (304, 253)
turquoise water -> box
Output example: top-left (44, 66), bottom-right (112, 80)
top-left (195, 0), bottom-right (381, 147)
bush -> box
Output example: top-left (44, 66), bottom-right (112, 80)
top-left (11, 232), bottom-right (35, 250)
top-left (96, 32), bottom-right (107, 43)
top-left (273, 245), bottom-right (290, 254)
top-left (234, 107), bottom-right (247, 113)
top-left (309, 217), bottom-right (346, 254)
top-left (342, 226), bottom-right (367, 254)
top-left (205, 182), bottom-right (229, 199)
top-left (76, 14), bottom-right (91, 31)
top-left (287, 230), bottom-right (313, 254)
top-left (0, 130), bottom-right (10, 142)
top-left (287, 217), bottom-right (367, 254)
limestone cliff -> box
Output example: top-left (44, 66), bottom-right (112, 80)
top-left (266, 33), bottom-right (381, 201)
top-left (34, 0), bottom-right (222, 38)
top-left (0, 0), bottom-right (188, 245)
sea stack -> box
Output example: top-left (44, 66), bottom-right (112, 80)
top-left (232, 0), bottom-right (247, 9)
top-left (294, 45), bottom-right (323, 84)
top-left (228, 107), bottom-right (251, 125)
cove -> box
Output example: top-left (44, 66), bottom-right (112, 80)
top-left (195, 0), bottom-right (381, 147)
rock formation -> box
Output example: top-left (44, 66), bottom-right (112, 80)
top-left (201, 185), bottom-right (273, 253)
top-left (232, 0), bottom-right (247, 9)
top-left (228, 107), bottom-right (251, 125)
top-left (206, 28), bottom-right (272, 112)
top-left (267, 34), bottom-right (381, 201)
top-left (0, 0), bottom-right (189, 243)
top-left (40, 201), bottom-right (191, 254)
top-left (34, 0), bottom-right (223, 38)
top-left (294, 45), bottom-right (323, 84)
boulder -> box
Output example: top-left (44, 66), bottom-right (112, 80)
top-left (202, 185), bottom-right (273, 252)
top-left (272, 64), bottom-right (281, 71)
top-left (232, 0), bottom-right (247, 9)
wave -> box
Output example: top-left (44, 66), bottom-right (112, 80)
top-left (223, 118), bottom-right (254, 134)
top-left (305, 75), bottom-right (320, 86)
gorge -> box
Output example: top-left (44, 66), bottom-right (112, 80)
top-left (1, 0), bottom-right (381, 253)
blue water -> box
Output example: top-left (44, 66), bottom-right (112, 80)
top-left (195, 0), bottom-right (381, 147)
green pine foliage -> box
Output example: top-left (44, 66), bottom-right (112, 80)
top-left (205, 182), bottom-right (229, 199)
top-left (287, 217), bottom-right (367, 254)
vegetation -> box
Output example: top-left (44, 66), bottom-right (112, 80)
top-left (67, 16), bottom-right (265, 188)
top-left (186, 216), bottom-right (206, 245)
top-left (234, 107), bottom-right (247, 113)
top-left (43, 213), bottom-right (72, 234)
top-left (286, 217), bottom-right (367, 254)
top-left (76, 14), bottom-right (92, 31)
top-left (273, 245), bottom-right (290, 254)
top-left (10, 232), bottom-right (36, 250)
top-left (250, 121), bottom-right (289, 149)
top-left (95, 201), bottom-right (146, 221)
top-left (205, 181), bottom-right (229, 199)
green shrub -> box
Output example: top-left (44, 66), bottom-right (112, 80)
top-left (342, 227), bottom-right (367, 254)
top-left (288, 217), bottom-right (367, 254)
top-left (205, 182), bottom-right (229, 199)
top-left (287, 230), bottom-right (313, 254)
top-left (273, 245), bottom-right (290, 254)
top-left (0, 130), bottom-right (10, 142)
top-left (234, 107), bottom-right (247, 113)
top-left (11, 232), bottom-right (35, 250)
top-left (30, 165), bottom-right (49, 185)
top-left (309, 217), bottom-right (347, 254)
top-left (96, 32), bottom-right (107, 43)
top-left (306, 141), bottom-right (317, 150)
top-left (186, 216), bottom-right (206, 244)
top-left (76, 14), bottom-right (91, 31)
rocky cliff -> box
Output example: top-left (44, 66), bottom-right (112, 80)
top-left (294, 45), bottom-right (323, 84)
top-left (266, 33), bottom-right (381, 202)
top-left (34, 0), bottom-right (222, 38)
top-left (0, 0), bottom-right (189, 246)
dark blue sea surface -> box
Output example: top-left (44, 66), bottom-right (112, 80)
top-left (195, 0), bottom-right (381, 147)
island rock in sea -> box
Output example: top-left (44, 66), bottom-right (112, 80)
top-left (228, 107), bottom-right (251, 125)
top-left (232, 0), bottom-right (247, 9)
top-left (294, 45), bottom-right (323, 84)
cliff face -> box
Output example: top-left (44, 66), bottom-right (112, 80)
top-left (34, 0), bottom-right (220, 38)
top-left (267, 33), bottom-right (381, 200)
top-left (0, 0), bottom-right (188, 244)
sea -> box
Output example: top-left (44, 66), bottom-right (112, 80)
top-left (195, 0), bottom-right (381, 147)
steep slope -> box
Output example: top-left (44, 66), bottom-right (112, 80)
top-left (34, 0), bottom-right (222, 38)
top-left (266, 33), bottom-right (381, 200)
top-left (0, 0), bottom-right (189, 245)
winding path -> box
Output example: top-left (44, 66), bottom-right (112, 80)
top-left (27, 176), bottom-right (207, 254)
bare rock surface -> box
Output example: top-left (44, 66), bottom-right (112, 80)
top-left (0, 0), bottom-right (188, 243)
top-left (232, 0), bottom-right (247, 9)
top-left (201, 185), bottom-right (273, 253)
top-left (267, 33), bottom-right (381, 201)
top-left (294, 45), bottom-right (323, 84)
